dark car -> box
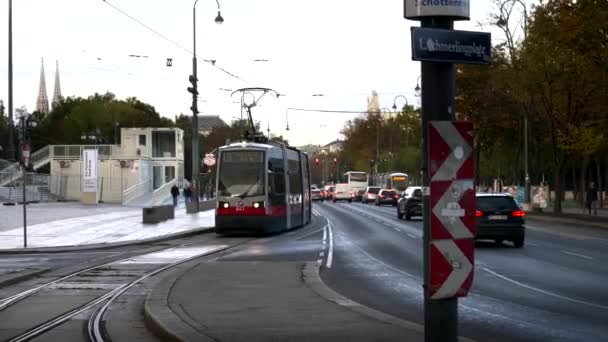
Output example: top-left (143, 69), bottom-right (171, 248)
top-left (311, 186), bottom-right (324, 201)
top-left (397, 186), bottom-right (422, 220)
top-left (375, 189), bottom-right (399, 206)
top-left (354, 189), bottom-right (365, 202)
top-left (476, 193), bottom-right (526, 248)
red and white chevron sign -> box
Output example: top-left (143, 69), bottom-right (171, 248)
top-left (428, 121), bottom-right (476, 299)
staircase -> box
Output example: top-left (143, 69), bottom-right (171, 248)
top-left (0, 146), bottom-right (51, 187)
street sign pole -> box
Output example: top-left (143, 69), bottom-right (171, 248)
top-left (421, 16), bottom-right (457, 342)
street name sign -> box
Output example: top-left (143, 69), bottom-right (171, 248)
top-left (428, 121), bottom-right (476, 299)
top-left (411, 27), bottom-right (491, 65)
top-left (404, 0), bottom-right (470, 20)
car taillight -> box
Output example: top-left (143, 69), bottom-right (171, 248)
top-left (475, 210), bottom-right (483, 217)
top-left (379, 195), bottom-right (385, 199)
top-left (393, 195), bottom-right (399, 199)
top-left (512, 210), bottom-right (526, 217)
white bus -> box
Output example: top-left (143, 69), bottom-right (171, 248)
top-left (344, 171), bottom-right (368, 193)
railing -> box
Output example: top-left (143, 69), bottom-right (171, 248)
top-left (122, 178), bottom-right (152, 204)
top-left (50, 145), bottom-right (121, 159)
top-left (30, 146), bottom-right (50, 169)
top-left (0, 172), bottom-right (65, 203)
top-left (151, 178), bottom-right (177, 206)
top-left (0, 165), bottom-right (22, 187)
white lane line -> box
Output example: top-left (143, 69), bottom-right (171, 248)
top-left (322, 225), bottom-right (327, 243)
top-left (392, 227), bottom-right (400, 232)
top-left (481, 267), bottom-right (608, 311)
top-left (526, 242), bottom-right (539, 247)
top-left (326, 223), bottom-right (334, 268)
top-left (320, 251), bottom-right (325, 257)
top-left (562, 250), bottom-right (593, 260)
top-left (407, 233), bottom-right (418, 239)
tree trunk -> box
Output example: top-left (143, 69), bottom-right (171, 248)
top-left (597, 158), bottom-right (603, 209)
top-left (475, 141), bottom-right (481, 187)
top-left (553, 163), bottom-right (565, 214)
top-left (580, 156), bottom-right (590, 208)
top-left (572, 165), bottom-right (578, 204)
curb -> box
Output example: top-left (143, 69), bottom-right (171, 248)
top-left (0, 226), bottom-right (215, 254)
top-left (0, 267), bottom-right (51, 288)
top-left (526, 213), bottom-right (608, 230)
top-left (302, 262), bottom-right (477, 342)
top-left (143, 262), bottom-right (216, 342)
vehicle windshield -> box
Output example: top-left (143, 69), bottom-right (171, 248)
top-left (392, 176), bottom-right (408, 191)
top-left (477, 196), bottom-right (519, 211)
top-left (349, 173), bottom-right (368, 182)
top-left (218, 151), bottom-right (265, 198)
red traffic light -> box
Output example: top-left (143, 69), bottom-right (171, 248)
top-left (314, 158), bottom-right (320, 165)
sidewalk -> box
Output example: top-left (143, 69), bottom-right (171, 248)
top-left (0, 201), bottom-right (215, 251)
top-left (527, 206), bottom-right (608, 229)
top-left (145, 261), bottom-right (429, 342)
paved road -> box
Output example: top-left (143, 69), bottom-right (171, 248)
top-left (314, 201), bottom-right (608, 342)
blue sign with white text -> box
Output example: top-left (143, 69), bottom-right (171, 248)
top-left (411, 27), bottom-right (491, 64)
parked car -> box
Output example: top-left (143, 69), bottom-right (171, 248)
top-left (362, 186), bottom-right (381, 203)
top-left (476, 193), bottom-right (526, 248)
top-left (311, 186), bottom-right (324, 201)
top-left (333, 183), bottom-right (353, 202)
top-left (375, 189), bottom-right (399, 206)
top-left (397, 186), bottom-right (422, 220)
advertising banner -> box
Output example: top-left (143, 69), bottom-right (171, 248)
top-left (82, 149), bottom-right (98, 193)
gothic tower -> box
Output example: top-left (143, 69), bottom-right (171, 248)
top-left (35, 58), bottom-right (49, 114)
top-left (52, 60), bottom-right (62, 109)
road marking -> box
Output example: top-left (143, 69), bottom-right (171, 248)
top-left (562, 250), bottom-right (593, 260)
top-left (481, 267), bottom-right (608, 311)
top-left (320, 251), bottom-right (325, 257)
top-left (392, 227), bottom-right (400, 232)
top-left (326, 223), bottom-right (334, 268)
top-left (526, 242), bottom-right (539, 247)
top-left (407, 233), bottom-right (418, 239)
top-left (322, 225), bottom-right (327, 242)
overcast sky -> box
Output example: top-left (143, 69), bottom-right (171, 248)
top-left (0, 1), bottom-right (530, 146)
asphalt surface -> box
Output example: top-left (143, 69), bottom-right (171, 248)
top-left (314, 201), bottom-right (608, 342)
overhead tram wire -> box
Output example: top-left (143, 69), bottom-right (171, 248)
top-left (101, 0), bottom-right (250, 84)
top-left (287, 107), bottom-right (368, 114)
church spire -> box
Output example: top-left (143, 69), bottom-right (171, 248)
top-left (52, 60), bottom-right (62, 109)
top-left (35, 58), bottom-right (49, 114)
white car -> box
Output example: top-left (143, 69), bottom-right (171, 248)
top-left (332, 183), bottom-right (353, 202)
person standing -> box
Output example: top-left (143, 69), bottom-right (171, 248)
top-left (586, 182), bottom-right (598, 215)
top-left (170, 184), bottom-right (180, 206)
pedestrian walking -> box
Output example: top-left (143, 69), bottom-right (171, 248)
top-left (183, 184), bottom-right (192, 203)
top-left (586, 182), bottom-right (598, 215)
top-left (170, 184), bottom-right (180, 207)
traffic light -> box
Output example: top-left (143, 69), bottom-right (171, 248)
top-left (187, 75), bottom-right (198, 95)
top-left (314, 158), bottom-right (320, 165)
top-left (188, 75), bottom-right (199, 114)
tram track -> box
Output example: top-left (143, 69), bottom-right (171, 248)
top-left (0, 235), bottom-right (255, 342)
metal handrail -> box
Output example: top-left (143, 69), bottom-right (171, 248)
top-left (30, 145), bottom-right (50, 167)
top-left (122, 178), bottom-right (152, 204)
top-left (151, 177), bottom-right (177, 205)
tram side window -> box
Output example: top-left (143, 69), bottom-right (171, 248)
top-left (268, 156), bottom-right (286, 204)
top-left (288, 159), bottom-right (302, 194)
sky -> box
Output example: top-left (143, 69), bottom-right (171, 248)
top-left (0, 0), bottom-right (530, 146)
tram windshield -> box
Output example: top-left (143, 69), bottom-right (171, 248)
top-left (218, 150), bottom-right (265, 198)
top-left (392, 175), bottom-right (408, 191)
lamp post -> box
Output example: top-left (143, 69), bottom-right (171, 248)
top-left (7, 0), bottom-right (15, 161)
top-left (190, 0), bottom-right (223, 212)
top-left (392, 95), bottom-right (409, 148)
top-left (500, 0), bottom-right (530, 204)
top-left (18, 112), bottom-right (37, 248)
top-left (414, 75), bottom-right (422, 97)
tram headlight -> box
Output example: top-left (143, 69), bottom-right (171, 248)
top-left (253, 202), bottom-right (260, 209)
top-left (223, 203), bottom-right (229, 209)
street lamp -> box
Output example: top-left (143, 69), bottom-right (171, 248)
top-left (190, 0), bottom-right (224, 212)
top-left (7, 0), bottom-right (16, 161)
top-left (381, 107), bottom-right (395, 159)
top-left (499, 0), bottom-right (530, 204)
top-left (414, 75), bottom-right (422, 97)
top-left (393, 95), bottom-right (410, 149)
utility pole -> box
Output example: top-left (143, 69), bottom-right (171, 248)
top-left (406, 2), bottom-right (489, 341)
top-left (420, 15), bottom-right (458, 340)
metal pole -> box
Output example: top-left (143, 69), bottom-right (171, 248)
top-left (20, 118), bottom-right (27, 248)
top-left (521, 2), bottom-right (531, 204)
top-left (192, 0), bottom-right (200, 211)
top-left (421, 16), bottom-right (458, 342)
top-left (7, 0), bottom-right (15, 161)
top-left (375, 116), bottom-right (380, 175)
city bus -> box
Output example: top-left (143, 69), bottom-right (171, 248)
top-left (344, 171), bottom-right (368, 194)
